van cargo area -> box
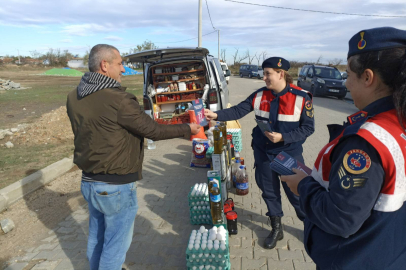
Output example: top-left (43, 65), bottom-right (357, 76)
top-left (145, 60), bottom-right (209, 124)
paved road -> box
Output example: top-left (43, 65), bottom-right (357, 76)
top-left (4, 76), bottom-right (358, 270)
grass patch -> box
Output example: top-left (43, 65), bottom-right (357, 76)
top-left (0, 142), bottom-right (74, 189)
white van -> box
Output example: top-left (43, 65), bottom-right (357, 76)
top-left (220, 62), bottom-right (231, 84)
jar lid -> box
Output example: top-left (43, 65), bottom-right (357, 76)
top-left (226, 211), bottom-right (237, 220)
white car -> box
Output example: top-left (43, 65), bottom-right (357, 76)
top-left (220, 62), bottom-right (231, 84)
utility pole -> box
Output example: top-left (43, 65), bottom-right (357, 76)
top-left (198, 0), bottom-right (202, 47)
top-left (218, 30), bottom-right (220, 59)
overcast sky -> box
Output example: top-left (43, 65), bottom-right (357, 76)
top-left (0, 0), bottom-right (405, 64)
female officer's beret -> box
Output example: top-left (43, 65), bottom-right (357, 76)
top-left (348, 27), bottom-right (406, 58)
top-left (262, 57), bottom-right (290, 71)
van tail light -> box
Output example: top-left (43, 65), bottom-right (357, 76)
top-left (209, 89), bottom-right (218, 104)
top-left (143, 97), bottom-right (152, 111)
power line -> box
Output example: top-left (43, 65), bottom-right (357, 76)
top-left (224, 0), bottom-right (406, 18)
top-left (205, 0), bottom-right (216, 30)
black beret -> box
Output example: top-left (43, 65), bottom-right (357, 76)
top-left (262, 57), bottom-right (290, 71)
top-left (348, 27), bottom-right (406, 59)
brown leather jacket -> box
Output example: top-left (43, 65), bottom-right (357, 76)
top-left (66, 87), bottom-right (190, 181)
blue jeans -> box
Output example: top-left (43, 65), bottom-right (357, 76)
top-left (81, 180), bottom-right (139, 270)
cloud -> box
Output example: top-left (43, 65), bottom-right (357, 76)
top-left (62, 24), bottom-right (118, 36)
top-left (104, 36), bottom-right (123, 41)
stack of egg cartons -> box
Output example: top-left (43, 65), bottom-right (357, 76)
top-left (227, 129), bottom-right (243, 152)
top-left (188, 183), bottom-right (212, 225)
top-left (186, 225), bottom-right (231, 270)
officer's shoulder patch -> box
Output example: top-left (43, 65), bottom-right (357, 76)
top-left (343, 149), bottom-right (371, 174)
top-left (306, 109), bottom-right (314, 118)
top-left (347, 111), bottom-right (368, 125)
top-left (338, 165), bottom-right (368, 190)
top-left (305, 100), bottom-right (313, 110)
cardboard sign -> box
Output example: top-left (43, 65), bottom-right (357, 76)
top-left (192, 99), bottom-right (208, 126)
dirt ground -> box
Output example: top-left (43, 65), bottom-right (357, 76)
top-left (0, 166), bottom-right (85, 267)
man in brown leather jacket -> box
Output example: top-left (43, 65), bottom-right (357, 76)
top-left (67, 44), bottom-right (200, 270)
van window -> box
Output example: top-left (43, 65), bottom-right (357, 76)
top-left (240, 66), bottom-right (246, 70)
top-left (307, 67), bottom-right (314, 77)
top-left (314, 67), bottom-right (342, 80)
top-left (258, 66), bottom-right (262, 70)
top-left (221, 64), bottom-right (227, 71)
top-left (300, 67), bottom-right (309, 76)
top-left (252, 66), bottom-right (258, 71)
top-left (214, 60), bottom-right (225, 81)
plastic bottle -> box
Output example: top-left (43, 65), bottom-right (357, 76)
top-left (232, 158), bottom-right (241, 188)
top-left (236, 165), bottom-right (249, 195)
top-left (147, 139), bottom-right (156, 150)
top-left (213, 126), bottom-right (222, 154)
top-left (208, 181), bottom-right (223, 224)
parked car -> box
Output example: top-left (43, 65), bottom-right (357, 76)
top-left (124, 47), bottom-right (230, 121)
top-left (239, 64), bottom-right (263, 79)
top-left (220, 62), bottom-right (231, 84)
top-left (297, 65), bottom-right (347, 99)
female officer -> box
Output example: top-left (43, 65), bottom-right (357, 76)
top-left (204, 57), bottom-right (314, 249)
top-left (282, 27), bottom-right (406, 269)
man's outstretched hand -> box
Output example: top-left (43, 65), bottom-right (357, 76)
top-left (189, 123), bottom-right (202, 135)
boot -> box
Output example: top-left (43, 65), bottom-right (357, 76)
top-left (264, 216), bottom-right (283, 249)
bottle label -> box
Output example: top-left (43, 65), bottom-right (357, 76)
top-left (210, 194), bottom-right (221, 203)
top-left (236, 183), bottom-right (249, 190)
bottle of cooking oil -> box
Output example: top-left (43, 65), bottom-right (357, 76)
top-left (219, 122), bottom-right (227, 146)
top-left (208, 180), bottom-right (223, 224)
top-left (213, 125), bottom-right (222, 154)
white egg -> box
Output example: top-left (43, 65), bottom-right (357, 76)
top-left (194, 244), bottom-right (200, 250)
top-left (220, 240), bottom-right (226, 245)
top-left (216, 233), bottom-right (224, 241)
top-left (188, 244), bottom-right (193, 250)
top-left (201, 243), bottom-right (206, 249)
top-left (214, 240), bottom-right (219, 245)
top-left (220, 243), bottom-right (226, 250)
top-left (192, 230), bottom-right (197, 235)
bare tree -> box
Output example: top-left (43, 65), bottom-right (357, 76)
top-left (232, 48), bottom-right (240, 65)
top-left (315, 55), bottom-right (323, 65)
top-left (247, 50), bottom-right (256, 65)
top-left (254, 54), bottom-right (261, 66)
top-left (261, 51), bottom-right (268, 63)
top-left (328, 58), bottom-right (343, 67)
top-left (221, 49), bottom-right (227, 62)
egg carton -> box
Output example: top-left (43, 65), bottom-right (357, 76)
top-left (187, 253), bottom-right (230, 264)
top-left (188, 187), bottom-right (210, 203)
top-left (227, 130), bottom-right (243, 152)
top-left (190, 216), bottom-right (213, 225)
top-left (186, 260), bottom-right (231, 270)
top-left (190, 210), bottom-right (212, 216)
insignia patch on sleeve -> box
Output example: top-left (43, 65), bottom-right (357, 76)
top-left (306, 109), bottom-right (314, 118)
top-left (305, 100), bottom-right (313, 110)
top-left (343, 149), bottom-right (371, 174)
top-left (338, 166), bottom-right (368, 190)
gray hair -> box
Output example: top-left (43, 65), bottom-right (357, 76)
top-left (88, 44), bottom-right (120, 72)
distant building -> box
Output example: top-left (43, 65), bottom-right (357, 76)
top-left (67, 58), bottom-right (86, 68)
